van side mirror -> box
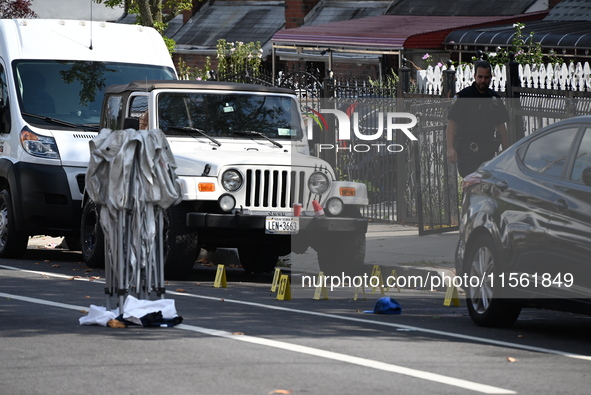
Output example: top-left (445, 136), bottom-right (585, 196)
top-left (582, 167), bottom-right (591, 187)
top-left (123, 117), bottom-right (140, 130)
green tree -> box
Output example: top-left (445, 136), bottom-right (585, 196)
top-left (0, 0), bottom-right (37, 18)
top-left (94, 0), bottom-right (195, 54)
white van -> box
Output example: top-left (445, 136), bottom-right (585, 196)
top-left (0, 19), bottom-right (176, 257)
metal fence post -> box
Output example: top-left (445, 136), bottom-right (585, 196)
top-left (320, 70), bottom-right (337, 169)
top-left (442, 60), bottom-right (459, 228)
top-left (398, 59), bottom-right (411, 94)
top-left (443, 60), bottom-right (456, 98)
top-left (505, 53), bottom-right (523, 144)
top-left (395, 59), bottom-right (412, 223)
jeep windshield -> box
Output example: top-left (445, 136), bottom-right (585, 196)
top-left (14, 60), bottom-right (175, 130)
top-left (157, 92), bottom-right (303, 140)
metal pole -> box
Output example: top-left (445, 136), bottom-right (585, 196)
top-left (118, 210), bottom-right (126, 315)
top-left (157, 207), bottom-right (165, 298)
top-left (272, 45), bottom-right (276, 86)
top-left (443, 60), bottom-right (456, 98)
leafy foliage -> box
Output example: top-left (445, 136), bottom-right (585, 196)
top-left (480, 23), bottom-right (562, 66)
top-left (216, 39), bottom-right (263, 78)
top-left (368, 69), bottom-right (399, 90)
top-left (94, 0), bottom-right (194, 55)
top-left (95, 0), bottom-right (192, 27)
top-left (178, 39), bottom-right (263, 81)
top-left (0, 0), bottom-right (37, 18)
top-left (177, 57), bottom-right (211, 81)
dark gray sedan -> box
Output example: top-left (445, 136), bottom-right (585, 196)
top-left (456, 115), bottom-right (591, 327)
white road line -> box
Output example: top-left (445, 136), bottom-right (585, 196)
top-left (0, 290), bottom-right (514, 394)
top-left (168, 290), bottom-right (591, 362)
top-left (0, 291), bottom-right (88, 311)
top-left (178, 323), bottom-right (515, 394)
top-left (3, 263), bottom-right (591, 363)
top-left (0, 265), bottom-right (82, 280)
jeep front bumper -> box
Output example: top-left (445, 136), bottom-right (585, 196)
top-left (187, 212), bottom-right (368, 233)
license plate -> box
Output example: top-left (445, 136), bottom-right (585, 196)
top-left (265, 217), bottom-right (299, 234)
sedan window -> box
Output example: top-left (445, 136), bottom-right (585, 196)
top-left (522, 127), bottom-right (578, 178)
top-left (570, 128), bottom-right (591, 183)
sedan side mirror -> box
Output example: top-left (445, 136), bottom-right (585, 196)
top-left (583, 167), bottom-right (591, 187)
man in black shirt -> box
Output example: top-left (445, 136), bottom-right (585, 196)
top-left (446, 61), bottom-right (509, 177)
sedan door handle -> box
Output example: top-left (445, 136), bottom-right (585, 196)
top-left (552, 199), bottom-right (568, 212)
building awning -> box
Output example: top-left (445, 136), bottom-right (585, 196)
top-left (444, 20), bottom-right (591, 57)
top-left (272, 12), bottom-right (548, 55)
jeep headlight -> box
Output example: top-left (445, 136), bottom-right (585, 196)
top-left (218, 194), bottom-right (236, 212)
top-left (20, 127), bottom-right (59, 159)
top-left (221, 169), bottom-right (243, 192)
top-left (308, 172), bottom-right (330, 195)
top-left (325, 197), bottom-right (344, 216)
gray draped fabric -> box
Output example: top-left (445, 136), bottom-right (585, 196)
top-left (86, 128), bottom-right (182, 304)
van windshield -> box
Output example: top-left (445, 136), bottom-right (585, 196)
top-left (157, 92), bottom-right (303, 140)
top-left (14, 60), bottom-right (175, 129)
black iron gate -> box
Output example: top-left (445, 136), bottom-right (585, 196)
top-left (407, 99), bottom-right (460, 235)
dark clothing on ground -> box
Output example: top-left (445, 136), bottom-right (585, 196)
top-left (448, 82), bottom-right (509, 177)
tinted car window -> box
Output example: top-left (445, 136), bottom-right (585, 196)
top-left (157, 92), bottom-right (303, 139)
top-left (522, 127), bottom-right (578, 178)
top-left (570, 128), bottom-right (591, 183)
top-left (0, 62), bottom-right (10, 134)
top-left (103, 95), bottom-right (123, 130)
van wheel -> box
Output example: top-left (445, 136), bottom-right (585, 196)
top-left (64, 233), bottom-right (82, 251)
top-left (238, 247), bottom-right (279, 273)
top-left (0, 188), bottom-right (28, 258)
top-left (465, 234), bottom-right (521, 327)
top-left (81, 200), bottom-right (105, 268)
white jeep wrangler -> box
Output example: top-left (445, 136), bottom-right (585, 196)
top-left (83, 80), bottom-right (368, 279)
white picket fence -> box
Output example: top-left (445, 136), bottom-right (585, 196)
top-left (417, 61), bottom-right (591, 95)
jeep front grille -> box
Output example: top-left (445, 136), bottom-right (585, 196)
top-left (244, 169), bottom-right (306, 209)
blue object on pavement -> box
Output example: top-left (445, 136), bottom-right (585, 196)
top-left (364, 297), bottom-right (402, 314)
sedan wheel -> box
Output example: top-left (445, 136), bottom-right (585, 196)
top-left (465, 234), bottom-right (521, 327)
top-left (469, 245), bottom-right (495, 314)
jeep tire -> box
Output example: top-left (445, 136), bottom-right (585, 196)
top-left (315, 231), bottom-right (366, 276)
top-left (238, 247), bottom-right (279, 273)
top-left (162, 202), bottom-right (200, 280)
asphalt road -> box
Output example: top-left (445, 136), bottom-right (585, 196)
top-left (2, 247), bottom-right (591, 395)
